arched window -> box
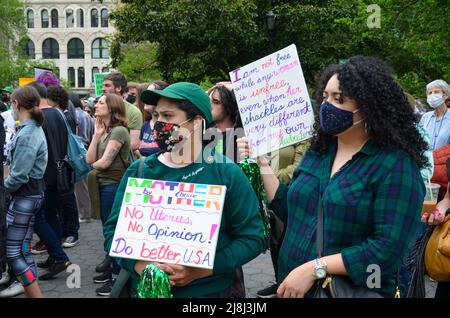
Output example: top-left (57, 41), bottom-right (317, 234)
top-left (91, 8), bottom-right (98, 27)
top-left (101, 9), bottom-right (108, 27)
top-left (92, 67), bottom-right (99, 82)
top-left (67, 38), bottom-right (84, 58)
top-left (68, 67), bottom-right (76, 87)
top-left (23, 40), bottom-right (35, 59)
top-left (92, 38), bottom-right (108, 59)
top-left (78, 67), bottom-right (85, 88)
top-left (51, 9), bottom-right (58, 28)
top-left (66, 9), bottom-right (74, 27)
top-left (41, 9), bottom-right (49, 28)
top-left (76, 9), bottom-right (84, 27)
top-left (101, 67), bottom-right (109, 73)
top-left (27, 9), bottom-right (34, 28)
top-left (42, 38), bottom-right (59, 59)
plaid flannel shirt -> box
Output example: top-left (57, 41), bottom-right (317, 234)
top-left (270, 139), bottom-right (425, 297)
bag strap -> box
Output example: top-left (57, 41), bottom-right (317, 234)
top-left (137, 156), bottom-right (145, 177)
top-left (55, 107), bottom-right (72, 136)
top-left (316, 193), bottom-right (402, 297)
top-left (108, 156), bottom-right (146, 299)
top-left (109, 267), bottom-right (131, 298)
top-left (316, 195), bottom-right (324, 258)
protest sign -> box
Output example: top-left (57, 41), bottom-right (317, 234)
top-left (109, 178), bottom-right (226, 269)
top-left (34, 66), bottom-right (53, 80)
top-left (19, 77), bottom-right (35, 86)
top-left (94, 73), bottom-right (109, 97)
top-left (230, 44), bottom-right (314, 157)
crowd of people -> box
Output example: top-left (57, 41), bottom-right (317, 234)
top-left (0, 55), bottom-right (449, 298)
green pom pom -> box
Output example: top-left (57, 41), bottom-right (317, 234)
top-left (239, 158), bottom-right (271, 238)
top-left (137, 264), bottom-right (173, 298)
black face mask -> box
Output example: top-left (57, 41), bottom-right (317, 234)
top-left (126, 95), bottom-right (136, 104)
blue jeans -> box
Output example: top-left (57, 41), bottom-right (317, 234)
top-left (34, 188), bottom-right (69, 262)
top-left (6, 194), bottom-right (44, 287)
top-left (100, 184), bottom-right (119, 225)
top-left (100, 184), bottom-right (120, 275)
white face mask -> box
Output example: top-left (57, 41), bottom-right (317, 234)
top-left (427, 93), bottom-right (445, 109)
top-left (12, 110), bottom-right (19, 121)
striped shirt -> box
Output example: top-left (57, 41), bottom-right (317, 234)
top-left (270, 139), bottom-right (425, 297)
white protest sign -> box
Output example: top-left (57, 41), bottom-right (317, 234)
top-left (230, 44), bottom-right (314, 157)
top-left (109, 178), bottom-right (226, 269)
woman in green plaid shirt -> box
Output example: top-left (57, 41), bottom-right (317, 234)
top-left (238, 56), bottom-right (429, 298)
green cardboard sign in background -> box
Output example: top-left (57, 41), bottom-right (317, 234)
top-left (94, 73), bottom-right (109, 97)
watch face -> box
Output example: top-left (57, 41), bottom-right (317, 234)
top-left (316, 268), bottom-right (327, 279)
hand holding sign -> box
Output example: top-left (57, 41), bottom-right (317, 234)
top-left (110, 178), bottom-right (226, 269)
top-left (237, 137), bottom-right (270, 167)
top-left (157, 263), bottom-right (213, 287)
top-left (230, 44), bottom-right (314, 158)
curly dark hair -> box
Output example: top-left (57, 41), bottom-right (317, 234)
top-left (47, 85), bottom-right (69, 110)
top-left (310, 56), bottom-right (428, 168)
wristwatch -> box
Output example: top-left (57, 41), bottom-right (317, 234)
top-left (314, 258), bottom-right (327, 279)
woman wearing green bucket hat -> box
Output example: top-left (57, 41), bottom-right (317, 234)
top-left (103, 82), bottom-right (265, 298)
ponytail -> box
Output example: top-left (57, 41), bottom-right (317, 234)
top-left (11, 86), bottom-right (44, 126)
top-left (30, 105), bottom-right (44, 126)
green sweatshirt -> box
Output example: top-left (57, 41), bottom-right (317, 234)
top-left (103, 151), bottom-right (265, 297)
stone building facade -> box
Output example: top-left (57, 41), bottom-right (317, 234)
top-left (23, 0), bottom-right (118, 95)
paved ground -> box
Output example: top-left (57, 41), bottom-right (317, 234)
top-left (3, 219), bottom-right (437, 298)
top-left (4, 220), bottom-right (275, 298)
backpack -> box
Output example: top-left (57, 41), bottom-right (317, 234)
top-left (56, 108), bottom-right (92, 182)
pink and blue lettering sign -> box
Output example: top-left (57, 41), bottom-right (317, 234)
top-left (109, 178), bottom-right (226, 269)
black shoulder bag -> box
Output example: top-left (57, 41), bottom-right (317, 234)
top-left (50, 110), bottom-right (74, 195)
top-left (313, 195), bottom-right (384, 298)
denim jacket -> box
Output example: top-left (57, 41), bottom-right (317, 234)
top-left (5, 119), bottom-right (48, 193)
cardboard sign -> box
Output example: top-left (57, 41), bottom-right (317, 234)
top-left (230, 44), bottom-right (314, 157)
top-left (94, 73), bottom-right (109, 97)
top-left (19, 77), bottom-right (35, 86)
top-left (34, 66), bottom-right (53, 80)
top-left (109, 178), bottom-right (226, 269)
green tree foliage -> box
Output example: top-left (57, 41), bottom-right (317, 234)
top-left (0, 1), bottom-right (62, 89)
top-left (115, 41), bottom-right (161, 82)
top-left (110, 0), bottom-right (449, 97)
top-left (335, 0), bottom-right (449, 96)
top-left (0, 0), bottom-right (26, 86)
top-left (110, 0), bottom-right (264, 83)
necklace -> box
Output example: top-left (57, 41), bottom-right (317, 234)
top-left (432, 110), bottom-right (447, 149)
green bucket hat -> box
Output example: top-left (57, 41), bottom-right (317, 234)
top-left (1, 86), bottom-right (13, 93)
top-left (141, 82), bottom-right (213, 126)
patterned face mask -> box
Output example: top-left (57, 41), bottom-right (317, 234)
top-left (153, 119), bottom-right (190, 152)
